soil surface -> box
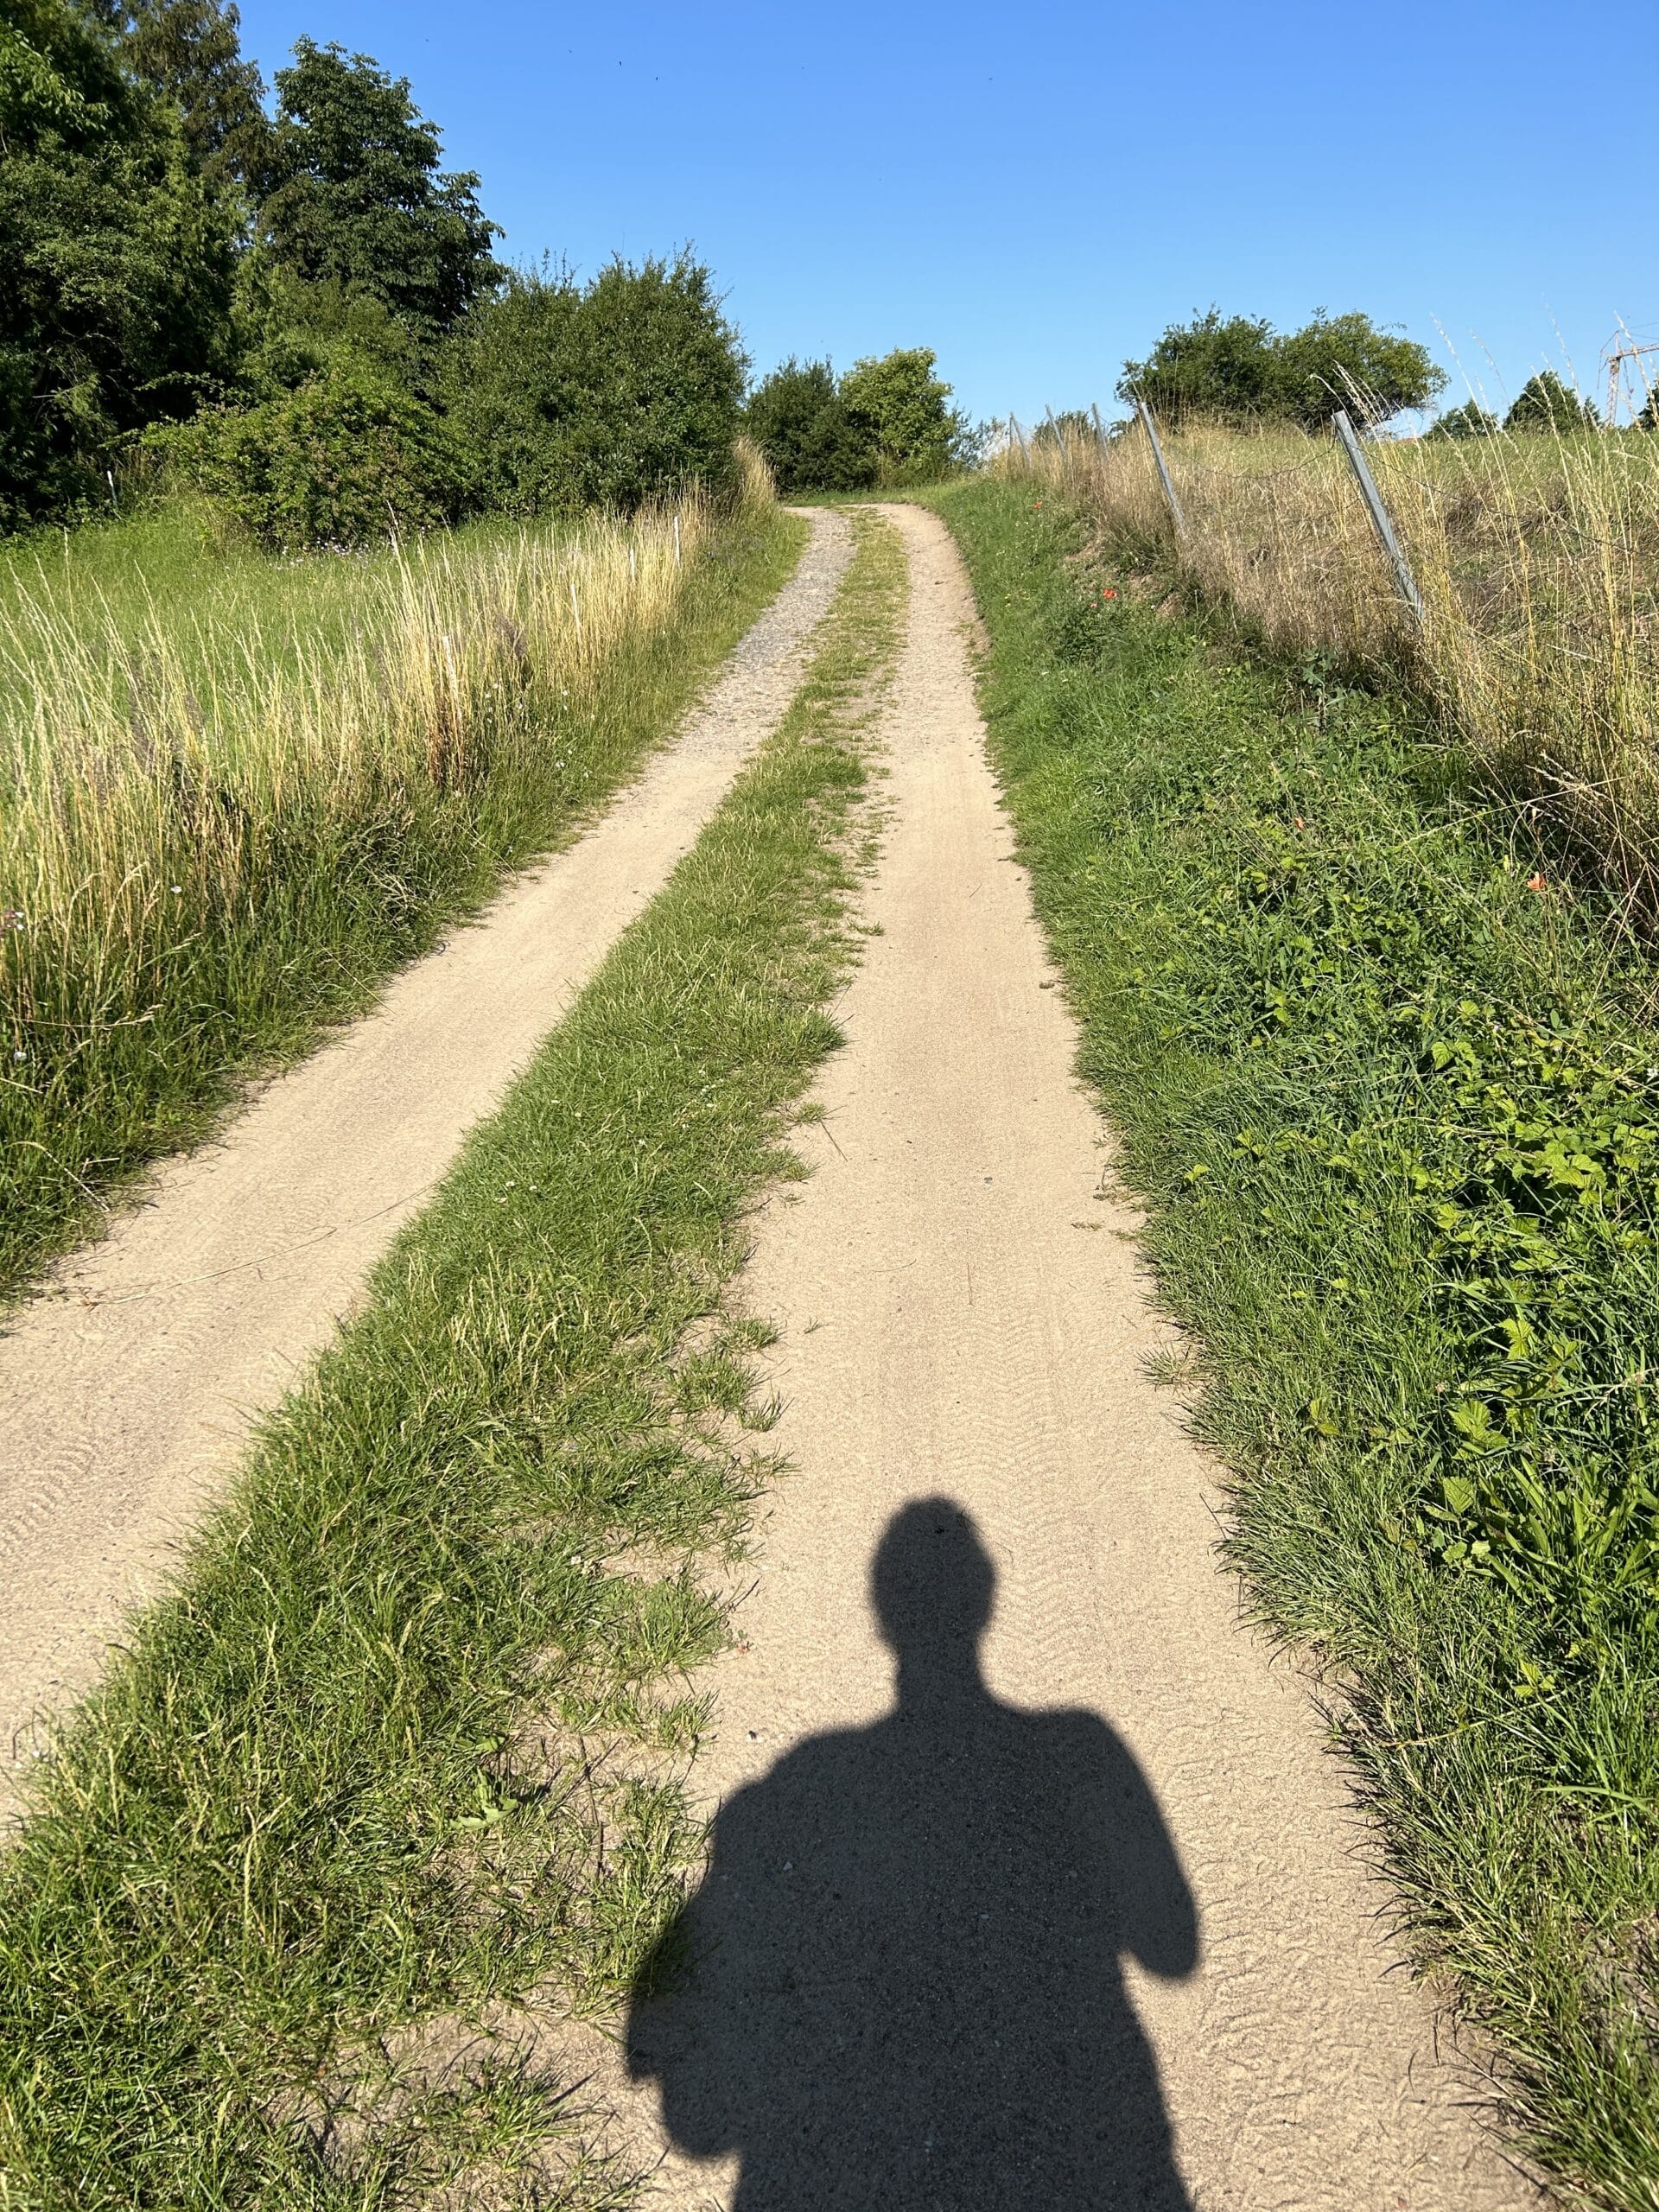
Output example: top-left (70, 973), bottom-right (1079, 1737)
top-left (0, 510), bottom-right (851, 1798)
top-left (601, 505), bottom-right (1540, 2209)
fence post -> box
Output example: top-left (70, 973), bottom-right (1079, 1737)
top-left (1134, 394), bottom-right (1185, 542)
top-left (1332, 408), bottom-right (1424, 625)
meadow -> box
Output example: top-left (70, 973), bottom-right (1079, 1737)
top-left (1008, 418), bottom-right (1659, 903)
top-left (0, 454), bottom-right (792, 1297)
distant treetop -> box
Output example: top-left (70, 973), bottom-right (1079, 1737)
top-left (1118, 307), bottom-right (1444, 431)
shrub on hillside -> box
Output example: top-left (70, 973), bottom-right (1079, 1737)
top-left (744, 359), bottom-right (875, 493)
top-left (1505, 372), bottom-right (1599, 434)
top-left (1118, 306), bottom-right (1443, 429)
top-left (157, 355), bottom-right (470, 548)
top-left (1427, 398), bottom-right (1499, 441)
top-left (440, 257), bottom-right (746, 515)
top-left (840, 347), bottom-right (973, 485)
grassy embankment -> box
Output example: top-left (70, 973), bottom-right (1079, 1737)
top-left (934, 476), bottom-right (1659, 2207)
top-left (0, 470), bottom-right (798, 1299)
top-left (1010, 417), bottom-right (1659, 903)
top-left (0, 508), bottom-right (906, 2209)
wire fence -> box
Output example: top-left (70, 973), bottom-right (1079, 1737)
top-left (995, 402), bottom-right (1659, 905)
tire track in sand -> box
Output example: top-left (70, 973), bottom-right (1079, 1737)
top-left (602, 505), bottom-right (1540, 2209)
top-left (0, 510), bottom-right (852, 1798)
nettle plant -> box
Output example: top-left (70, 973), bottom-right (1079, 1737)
top-left (1128, 690), bottom-right (1659, 1675)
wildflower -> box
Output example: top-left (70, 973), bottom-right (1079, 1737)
top-left (1101, 588), bottom-right (1117, 601)
top-left (0, 909), bottom-right (23, 933)
top-left (1526, 872), bottom-right (1547, 893)
top-left (11, 1049), bottom-right (25, 1062)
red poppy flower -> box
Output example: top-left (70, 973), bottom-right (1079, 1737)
top-left (1526, 872), bottom-right (1547, 892)
top-left (1102, 588), bottom-right (1118, 600)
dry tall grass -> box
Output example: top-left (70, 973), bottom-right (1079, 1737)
top-left (2, 497), bottom-right (709, 947)
top-left (1003, 418), bottom-right (1659, 897)
top-left (0, 481), bottom-right (776, 1288)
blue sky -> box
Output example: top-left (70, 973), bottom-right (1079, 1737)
top-left (232, 0), bottom-right (1656, 429)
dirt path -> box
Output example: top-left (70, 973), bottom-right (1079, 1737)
top-left (606, 505), bottom-right (1539, 2208)
top-left (0, 511), bottom-right (852, 1795)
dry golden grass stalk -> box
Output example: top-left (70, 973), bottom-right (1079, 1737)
top-left (1002, 417), bottom-right (1659, 900)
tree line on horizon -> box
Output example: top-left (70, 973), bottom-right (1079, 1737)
top-left (1113, 308), bottom-right (1635, 439)
top-left (1, 0), bottom-right (979, 546)
top-left (1, 0), bottom-right (761, 543)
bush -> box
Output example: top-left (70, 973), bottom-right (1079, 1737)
top-left (839, 347), bottom-right (972, 485)
top-left (440, 257), bottom-right (746, 516)
top-left (744, 359), bottom-right (875, 494)
top-left (159, 356), bottom-right (470, 548)
top-left (1505, 371), bottom-right (1599, 435)
top-left (1427, 398), bottom-right (1499, 441)
top-left (1119, 307), bottom-right (1444, 430)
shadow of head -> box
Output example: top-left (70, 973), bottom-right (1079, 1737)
top-left (870, 1495), bottom-right (994, 1662)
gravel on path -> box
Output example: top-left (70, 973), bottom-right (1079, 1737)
top-left (0, 510), bottom-right (853, 1801)
top-left (608, 504), bottom-right (1539, 2209)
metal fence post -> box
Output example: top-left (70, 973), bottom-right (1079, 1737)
top-left (1133, 394), bottom-right (1185, 542)
top-left (1332, 408), bottom-right (1424, 624)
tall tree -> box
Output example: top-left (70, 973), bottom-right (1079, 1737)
top-left (0, 0), bottom-right (237, 525)
top-left (1505, 372), bottom-right (1599, 435)
top-left (255, 40), bottom-right (501, 340)
top-left (97, 0), bottom-right (268, 190)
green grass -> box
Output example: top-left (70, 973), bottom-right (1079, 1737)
top-left (931, 477), bottom-right (1659, 2208)
top-left (0, 509), bottom-right (906, 2210)
top-left (0, 498), bottom-right (802, 1302)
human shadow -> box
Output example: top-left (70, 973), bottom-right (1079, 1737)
top-left (626, 1497), bottom-right (1199, 2208)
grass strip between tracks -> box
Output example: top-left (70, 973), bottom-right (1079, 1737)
top-left (933, 477), bottom-right (1659, 2209)
top-left (0, 508), bottom-right (905, 2211)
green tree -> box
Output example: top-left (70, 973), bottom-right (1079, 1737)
top-left (100, 0), bottom-right (268, 191)
top-left (1427, 397), bottom-right (1500, 441)
top-left (1268, 309), bottom-right (1444, 427)
top-left (0, 0), bottom-right (237, 526)
top-left (1117, 309), bottom-right (1277, 426)
top-left (1505, 371), bottom-right (1599, 434)
top-left (1119, 306), bottom-right (1442, 429)
top-left (439, 256), bottom-right (746, 515)
top-left (254, 39), bottom-right (501, 341)
top-left (839, 347), bottom-right (969, 484)
top-left (743, 358), bottom-right (875, 493)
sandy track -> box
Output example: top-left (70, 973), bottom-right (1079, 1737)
top-left (0, 510), bottom-right (851, 1794)
top-left (606, 506), bottom-right (1538, 2208)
